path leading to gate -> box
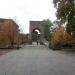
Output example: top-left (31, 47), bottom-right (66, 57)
top-left (0, 45), bottom-right (75, 75)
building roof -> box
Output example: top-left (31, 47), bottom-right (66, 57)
top-left (0, 18), bottom-right (19, 27)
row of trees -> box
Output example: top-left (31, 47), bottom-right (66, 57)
top-left (0, 20), bottom-right (21, 47)
top-left (43, 18), bottom-right (75, 47)
top-left (53, 0), bottom-right (75, 36)
top-left (41, 0), bottom-right (75, 48)
top-left (50, 0), bottom-right (75, 48)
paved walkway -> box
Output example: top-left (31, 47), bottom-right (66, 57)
top-left (0, 45), bottom-right (75, 75)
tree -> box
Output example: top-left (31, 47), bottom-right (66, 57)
top-left (51, 26), bottom-right (72, 45)
top-left (63, 31), bottom-right (73, 44)
top-left (51, 20), bottom-right (61, 32)
top-left (53, 0), bottom-right (75, 36)
top-left (14, 34), bottom-right (22, 44)
top-left (51, 27), bottom-right (64, 45)
top-left (42, 19), bottom-right (53, 41)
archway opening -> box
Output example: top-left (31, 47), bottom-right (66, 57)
top-left (32, 28), bottom-right (41, 42)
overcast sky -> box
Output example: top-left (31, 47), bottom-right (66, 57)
top-left (0, 0), bottom-right (56, 33)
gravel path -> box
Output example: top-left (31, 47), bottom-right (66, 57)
top-left (0, 45), bottom-right (75, 75)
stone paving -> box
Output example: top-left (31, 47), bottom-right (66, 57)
top-left (0, 45), bottom-right (75, 75)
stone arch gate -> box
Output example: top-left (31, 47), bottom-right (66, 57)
top-left (29, 21), bottom-right (44, 44)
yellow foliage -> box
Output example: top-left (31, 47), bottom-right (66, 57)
top-left (51, 27), bottom-right (64, 44)
top-left (14, 34), bottom-right (22, 44)
top-left (51, 27), bottom-right (72, 45)
top-left (63, 31), bottom-right (72, 44)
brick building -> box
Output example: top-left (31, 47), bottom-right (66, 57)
top-left (0, 18), bottom-right (20, 47)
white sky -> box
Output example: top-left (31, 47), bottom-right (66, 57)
top-left (0, 0), bottom-right (56, 33)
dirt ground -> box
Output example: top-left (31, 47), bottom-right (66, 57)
top-left (0, 49), bottom-right (13, 56)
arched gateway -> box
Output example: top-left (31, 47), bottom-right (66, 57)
top-left (29, 21), bottom-right (44, 44)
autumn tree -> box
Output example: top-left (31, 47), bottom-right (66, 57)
top-left (42, 19), bottom-right (53, 41)
top-left (63, 31), bottom-right (73, 44)
top-left (14, 34), bottom-right (22, 45)
top-left (53, 0), bottom-right (75, 36)
top-left (51, 26), bottom-right (72, 46)
top-left (51, 27), bottom-right (64, 45)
